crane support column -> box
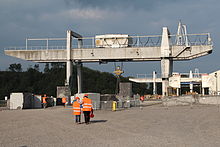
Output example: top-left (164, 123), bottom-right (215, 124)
top-left (76, 38), bottom-right (83, 94)
top-left (153, 71), bottom-right (157, 95)
top-left (161, 27), bottom-right (173, 96)
top-left (76, 62), bottom-right (82, 93)
top-left (189, 70), bottom-right (193, 93)
top-left (66, 30), bottom-right (73, 86)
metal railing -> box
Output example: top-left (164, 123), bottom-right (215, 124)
top-left (136, 73), bottom-right (162, 78)
top-left (72, 33), bottom-right (212, 48)
top-left (4, 46), bottom-right (67, 50)
top-left (169, 33), bottom-right (212, 46)
top-left (4, 33), bottom-right (212, 51)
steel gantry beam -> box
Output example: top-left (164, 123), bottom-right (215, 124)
top-left (4, 24), bottom-right (213, 96)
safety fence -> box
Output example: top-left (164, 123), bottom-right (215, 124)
top-left (99, 100), bottom-right (141, 111)
top-left (71, 33), bottom-right (211, 48)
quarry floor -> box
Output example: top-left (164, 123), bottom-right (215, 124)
top-left (1, 103), bottom-right (220, 147)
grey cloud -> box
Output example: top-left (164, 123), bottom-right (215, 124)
top-left (64, 0), bottom-right (179, 11)
top-left (0, 0), bottom-right (220, 75)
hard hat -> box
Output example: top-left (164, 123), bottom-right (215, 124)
top-left (84, 94), bottom-right (88, 98)
top-left (75, 97), bottom-right (80, 100)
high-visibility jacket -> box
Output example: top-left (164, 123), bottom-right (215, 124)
top-left (82, 98), bottom-right (92, 111)
top-left (62, 97), bottom-right (67, 104)
top-left (42, 97), bottom-right (47, 104)
top-left (72, 101), bottom-right (81, 115)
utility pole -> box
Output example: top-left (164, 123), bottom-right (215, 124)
top-left (215, 72), bottom-right (218, 95)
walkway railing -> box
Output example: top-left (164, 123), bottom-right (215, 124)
top-left (4, 33), bottom-right (212, 51)
top-left (4, 46), bottom-right (67, 50)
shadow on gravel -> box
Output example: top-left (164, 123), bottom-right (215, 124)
top-left (90, 120), bottom-right (107, 123)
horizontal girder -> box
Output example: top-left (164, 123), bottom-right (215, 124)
top-left (4, 44), bottom-right (212, 63)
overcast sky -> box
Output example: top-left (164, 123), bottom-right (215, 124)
top-left (0, 0), bottom-right (219, 77)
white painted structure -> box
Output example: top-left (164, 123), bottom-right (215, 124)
top-left (4, 22), bottom-right (213, 96)
top-left (130, 70), bottom-right (220, 96)
top-left (10, 93), bottom-right (24, 110)
top-left (209, 70), bottom-right (220, 95)
top-left (95, 34), bottom-right (132, 48)
top-left (9, 93), bottom-right (42, 109)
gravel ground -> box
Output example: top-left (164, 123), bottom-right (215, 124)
top-left (0, 104), bottom-right (220, 147)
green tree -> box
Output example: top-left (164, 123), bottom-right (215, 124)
top-left (34, 64), bottom-right (40, 71)
top-left (51, 63), bottom-right (65, 69)
top-left (44, 63), bottom-right (50, 73)
top-left (8, 63), bottom-right (22, 72)
top-left (0, 63), bottom-right (149, 100)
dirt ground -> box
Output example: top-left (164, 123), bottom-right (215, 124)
top-left (0, 104), bottom-right (220, 147)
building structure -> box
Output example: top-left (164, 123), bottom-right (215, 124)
top-left (130, 69), bottom-right (220, 96)
top-left (4, 22), bottom-right (213, 96)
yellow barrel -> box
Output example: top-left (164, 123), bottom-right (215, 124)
top-left (112, 101), bottom-right (117, 111)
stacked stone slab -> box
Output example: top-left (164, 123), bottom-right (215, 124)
top-left (74, 93), bottom-right (100, 110)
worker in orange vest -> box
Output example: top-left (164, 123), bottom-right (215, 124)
top-left (62, 97), bottom-right (67, 107)
top-left (42, 94), bottom-right (47, 109)
top-left (82, 94), bottom-right (93, 125)
top-left (72, 97), bottom-right (81, 124)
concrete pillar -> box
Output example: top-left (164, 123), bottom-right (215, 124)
top-left (189, 70), bottom-right (193, 93)
top-left (202, 88), bottom-right (205, 95)
top-left (153, 71), bottom-right (157, 95)
top-left (161, 58), bottom-right (173, 96)
top-left (66, 30), bottom-right (72, 86)
top-left (161, 27), bottom-right (172, 96)
top-left (76, 38), bottom-right (83, 94)
top-left (76, 62), bottom-right (82, 93)
top-left (161, 59), bottom-right (173, 78)
top-left (177, 88), bottom-right (179, 96)
top-left (66, 61), bottom-right (73, 86)
top-left (215, 72), bottom-right (218, 95)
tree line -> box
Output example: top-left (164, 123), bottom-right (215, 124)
top-left (0, 63), bottom-right (151, 100)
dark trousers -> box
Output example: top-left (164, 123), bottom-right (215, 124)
top-left (42, 103), bottom-right (47, 109)
top-left (75, 115), bottom-right (81, 123)
top-left (83, 111), bottom-right (91, 123)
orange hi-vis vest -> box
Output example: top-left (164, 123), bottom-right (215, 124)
top-left (82, 98), bottom-right (92, 111)
top-left (72, 101), bottom-right (81, 115)
top-left (62, 97), bottom-right (67, 103)
top-left (42, 97), bottom-right (47, 103)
